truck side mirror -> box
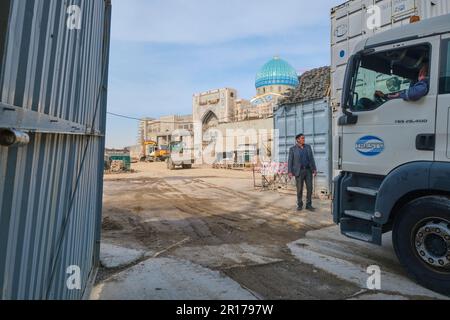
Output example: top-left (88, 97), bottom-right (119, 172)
top-left (339, 54), bottom-right (360, 126)
top-left (342, 53), bottom-right (361, 115)
top-left (338, 114), bottom-right (358, 126)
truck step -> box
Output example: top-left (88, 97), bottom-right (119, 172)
top-left (343, 231), bottom-right (373, 243)
top-left (344, 210), bottom-right (374, 221)
top-left (347, 186), bottom-right (378, 197)
top-left (340, 218), bottom-right (383, 246)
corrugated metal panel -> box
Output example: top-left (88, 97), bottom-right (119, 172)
top-left (416, 0), bottom-right (450, 20)
top-left (0, 0), bottom-right (111, 300)
top-left (274, 99), bottom-right (332, 196)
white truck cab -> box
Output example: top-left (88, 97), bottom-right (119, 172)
top-left (333, 14), bottom-right (450, 295)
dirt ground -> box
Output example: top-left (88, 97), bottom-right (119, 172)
top-left (100, 162), bottom-right (365, 299)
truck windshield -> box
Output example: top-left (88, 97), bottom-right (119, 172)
top-left (350, 44), bottom-right (430, 111)
top-left (171, 143), bottom-right (183, 153)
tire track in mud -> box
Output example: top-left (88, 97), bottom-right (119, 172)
top-left (103, 176), bottom-right (332, 251)
top-left (106, 176), bottom-right (328, 230)
top-left (102, 169), bottom-right (358, 300)
top-left (104, 178), bottom-right (239, 247)
top-left (185, 178), bottom-right (332, 231)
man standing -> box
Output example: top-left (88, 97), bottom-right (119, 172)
top-left (288, 134), bottom-right (317, 211)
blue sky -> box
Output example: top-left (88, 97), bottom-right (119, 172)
top-left (106, 0), bottom-right (343, 148)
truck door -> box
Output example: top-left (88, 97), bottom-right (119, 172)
top-left (341, 36), bottom-right (440, 176)
top-left (436, 35), bottom-right (450, 161)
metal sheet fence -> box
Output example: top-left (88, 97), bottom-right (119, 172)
top-left (0, 0), bottom-right (111, 300)
top-left (274, 99), bottom-right (332, 196)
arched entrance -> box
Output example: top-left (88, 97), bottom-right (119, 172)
top-left (201, 110), bottom-right (219, 132)
top-left (200, 110), bottom-right (220, 159)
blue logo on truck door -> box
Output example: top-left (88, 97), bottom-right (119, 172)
top-left (356, 136), bottom-right (385, 156)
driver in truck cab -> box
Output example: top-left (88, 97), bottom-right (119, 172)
top-left (375, 63), bottom-right (429, 102)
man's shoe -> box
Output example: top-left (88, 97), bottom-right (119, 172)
top-left (306, 206), bottom-right (316, 212)
top-left (297, 206), bottom-right (303, 211)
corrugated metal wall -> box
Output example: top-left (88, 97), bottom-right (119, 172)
top-left (0, 0), bottom-right (111, 300)
top-left (274, 99), bottom-right (332, 196)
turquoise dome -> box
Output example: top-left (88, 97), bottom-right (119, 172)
top-left (255, 57), bottom-right (299, 89)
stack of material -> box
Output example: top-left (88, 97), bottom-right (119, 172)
top-left (110, 160), bottom-right (125, 173)
top-left (279, 66), bottom-right (331, 105)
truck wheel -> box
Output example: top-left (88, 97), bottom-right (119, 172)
top-left (167, 160), bottom-right (175, 170)
top-left (183, 164), bottom-right (192, 169)
top-left (392, 196), bottom-right (450, 296)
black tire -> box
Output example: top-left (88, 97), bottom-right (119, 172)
top-left (392, 196), bottom-right (450, 296)
top-left (182, 164), bottom-right (192, 169)
top-left (167, 160), bottom-right (175, 170)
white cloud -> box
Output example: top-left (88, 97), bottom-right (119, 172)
top-left (111, 0), bottom-right (342, 44)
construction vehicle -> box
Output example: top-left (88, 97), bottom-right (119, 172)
top-left (142, 140), bottom-right (170, 162)
top-left (166, 141), bottom-right (195, 170)
top-left (148, 144), bottom-right (170, 162)
top-left (333, 14), bottom-right (450, 295)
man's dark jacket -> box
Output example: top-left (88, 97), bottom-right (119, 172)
top-left (288, 144), bottom-right (317, 177)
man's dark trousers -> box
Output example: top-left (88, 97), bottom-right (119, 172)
top-left (296, 168), bottom-right (313, 208)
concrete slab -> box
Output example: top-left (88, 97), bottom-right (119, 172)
top-left (288, 226), bottom-right (449, 300)
top-left (350, 293), bottom-right (409, 300)
top-left (91, 257), bottom-right (257, 300)
top-left (100, 243), bottom-right (146, 269)
top-left (172, 243), bottom-right (284, 269)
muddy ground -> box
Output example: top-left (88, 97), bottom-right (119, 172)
top-left (98, 162), bottom-right (445, 300)
top-left (99, 162), bottom-right (361, 299)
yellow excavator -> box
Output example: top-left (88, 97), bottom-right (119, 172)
top-left (143, 140), bottom-right (170, 162)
